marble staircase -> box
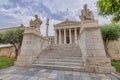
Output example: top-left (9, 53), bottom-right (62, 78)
top-left (32, 44), bottom-right (84, 71)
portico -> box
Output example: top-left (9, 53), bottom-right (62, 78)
top-left (54, 20), bottom-right (81, 44)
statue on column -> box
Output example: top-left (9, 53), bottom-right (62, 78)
top-left (80, 4), bottom-right (94, 22)
top-left (29, 15), bottom-right (42, 34)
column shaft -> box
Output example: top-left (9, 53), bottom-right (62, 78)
top-left (69, 28), bottom-right (72, 44)
top-left (54, 30), bottom-right (57, 44)
top-left (75, 28), bottom-right (77, 43)
top-left (64, 29), bottom-right (66, 44)
top-left (59, 29), bottom-right (62, 44)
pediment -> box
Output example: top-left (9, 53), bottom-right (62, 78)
top-left (54, 20), bottom-right (81, 27)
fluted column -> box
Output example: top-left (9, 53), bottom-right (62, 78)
top-left (69, 28), bottom-right (72, 44)
top-left (75, 28), bottom-right (77, 43)
top-left (59, 29), bottom-right (61, 44)
top-left (64, 29), bottom-right (66, 44)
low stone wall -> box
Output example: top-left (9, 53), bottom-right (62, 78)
top-left (0, 45), bottom-right (15, 58)
top-left (107, 39), bottom-right (120, 61)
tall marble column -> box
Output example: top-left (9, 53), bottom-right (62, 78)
top-left (59, 29), bottom-right (62, 44)
top-left (69, 28), bottom-right (72, 44)
top-left (46, 18), bottom-right (49, 37)
top-left (54, 30), bottom-right (57, 44)
top-left (75, 28), bottom-right (77, 43)
top-left (64, 29), bottom-right (66, 44)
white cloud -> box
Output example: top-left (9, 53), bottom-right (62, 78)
top-left (0, 0), bottom-right (111, 36)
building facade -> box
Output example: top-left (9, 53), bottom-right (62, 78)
top-left (54, 20), bottom-right (81, 44)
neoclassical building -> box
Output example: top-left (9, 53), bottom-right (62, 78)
top-left (54, 20), bottom-right (81, 44)
top-left (14, 4), bottom-right (116, 73)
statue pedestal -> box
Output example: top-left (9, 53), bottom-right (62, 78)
top-left (79, 20), bottom-right (116, 73)
top-left (15, 28), bottom-right (49, 67)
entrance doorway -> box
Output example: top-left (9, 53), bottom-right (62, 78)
top-left (66, 36), bottom-right (70, 44)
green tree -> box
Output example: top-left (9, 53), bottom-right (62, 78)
top-left (97, 0), bottom-right (120, 22)
top-left (0, 33), bottom-right (4, 43)
top-left (101, 24), bottom-right (120, 56)
top-left (0, 29), bottom-right (24, 58)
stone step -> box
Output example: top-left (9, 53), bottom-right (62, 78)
top-left (32, 44), bottom-right (84, 71)
top-left (40, 53), bottom-right (82, 56)
top-left (41, 51), bottom-right (82, 54)
top-left (40, 56), bottom-right (82, 59)
top-left (42, 54), bottom-right (82, 56)
top-left (48, 48), bottom-right (81, 50)
top-left (35, 59), bottom-right (83, 63)
top-left (46, 50), bottom-right (82, 52)
top-left (36, 58), bottom-right (83, 63)
top-left (43, 51), bottom-right (82, 53)
top-left (32, 64), bottom-right (85, 71)
top-left (48, 45), bottom-right (80, 50)
top-left (34, 61), bottom-right (84, 66)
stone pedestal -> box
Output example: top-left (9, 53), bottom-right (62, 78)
top-left (15, 28), bottom-right (49, 67)
top-left (78, 20), bottom-right (116, 73)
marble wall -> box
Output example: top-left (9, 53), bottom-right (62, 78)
top-left (107, 39), bottom-right (120, 61)
top-left (77, 21), bottom-right (115, 73)
top-left (15, 28), bottom-right (50, 67)
top-left (0, 46), bottom-right (15, 58)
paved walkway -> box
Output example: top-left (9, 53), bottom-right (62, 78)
top-left (0, 66), bottom-right (119, 80)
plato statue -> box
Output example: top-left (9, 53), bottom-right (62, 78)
top-left (80, 4), bottom-right (94, 22)
top-left (29, 15), bottom-right (42, 33)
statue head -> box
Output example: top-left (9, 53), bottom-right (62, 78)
top-left (35, 15), bottom-right (38, 19)
top-left (47, 18), bottom-right (49, 23)
top-left (83, 4), bottom-right (87, 10)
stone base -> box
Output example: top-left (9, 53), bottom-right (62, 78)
top-left (85, 57), bottom-right (116, 73)
top-left (85, 66), bottom-right (115, 73)
top-left (15, 28), bottom-right (49, 67)
top-left (15, 55), bottom-right (36, 67)
top-left (86, 57), bottom-right (112, 66)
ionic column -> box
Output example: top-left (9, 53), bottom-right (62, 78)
top-left (64, 29), bottom-right (66, 44)
top-left (54, 30), bottom-right (57, 44)
top-left (69, 28), bottom-right (72, 44)
top-left (75, 28), bottom-right (77, 43)
top-left (59, 29), bottom-right (62, 44)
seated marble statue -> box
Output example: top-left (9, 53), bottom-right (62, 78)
top-left (29, 15), bottom-right (42, 32)
top-left (80, 4), bottom-right (94, 22)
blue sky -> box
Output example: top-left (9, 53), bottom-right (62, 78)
top-left (0, 0), bottom-right (111, 35)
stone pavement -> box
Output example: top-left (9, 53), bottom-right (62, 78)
top-left (0, 66), bottom-right (119, 80)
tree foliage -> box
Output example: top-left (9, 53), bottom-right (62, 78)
top-left (0, 33), bottom-right (4, 43)
top-left (0, 29), bottom-right (24, 58)
top-left (97, 0), bottom-right (120, 22)
top-left (101, 24), bottom-right (120, 43)
top-left (101, 24), bottom-right (120, 57)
